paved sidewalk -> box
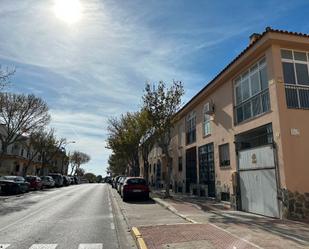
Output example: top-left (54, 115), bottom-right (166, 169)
top-left (149, 191), bottom-right (309, 249)
top-left (139, 223), bottom-right (259, 249)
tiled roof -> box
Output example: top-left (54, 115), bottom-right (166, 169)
top-left (177, 27), bottom-right (309, 116)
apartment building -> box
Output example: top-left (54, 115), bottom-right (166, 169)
top-left (142, 28), bottom-right (309, 220)
top-left (0, 128), bottom-right (69, 176)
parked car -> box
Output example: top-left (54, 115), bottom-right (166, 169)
top-left (25, 176), bottom-right (43, 190)
top-left (79, 178), bottom-right (89, 184)
top-left (117, 177), bottom-right (126, 194)
top-left (40, 176), bottom-right (55, 188)
top-left (73, 176), bottom-right (80, 184)
top-left (0, 176), bottom-right (30, 194)
top-left (113, 175), bottom-right (122, 189)
top-left (68, 176), bottom-right (75, 184)
top-left (48, 173), bottom-right (63, 187)
top-left (120, 177), bottom-right (150, 201)
top-left (62, 175), bottom-right (71, 186)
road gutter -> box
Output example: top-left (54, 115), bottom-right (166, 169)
top-left (108, 185), bottom-right (137, 249)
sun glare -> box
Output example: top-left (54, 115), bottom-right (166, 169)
top-left (53, 0), bottom-right (82, 24)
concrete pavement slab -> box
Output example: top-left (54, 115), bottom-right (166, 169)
top-left (151, 194), bottom-right (309, 249)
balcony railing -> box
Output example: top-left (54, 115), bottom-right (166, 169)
top-left (285, 84), bottom-right (309, 109)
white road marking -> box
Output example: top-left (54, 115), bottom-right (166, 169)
top-left (0, 244), bottom-right (10, 249)
top-left (29, 244), bottom-right (58, 249)
top-left (78, 244), bottom-right (103, 249)
top-left (110, 222), bottom-right (115, 230)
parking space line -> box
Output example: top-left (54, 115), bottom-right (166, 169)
top-left (28, 244), bottom-right (58, 249)
top-left (78, 243), bottom-right (103, 249)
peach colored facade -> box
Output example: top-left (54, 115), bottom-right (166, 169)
top-left (141, 28), bottom-right (309, 220)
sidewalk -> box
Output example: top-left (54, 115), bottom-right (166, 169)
top-left (133, 190), bottom-right (309, 249)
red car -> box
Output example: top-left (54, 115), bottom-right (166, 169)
top-left (121, 177), bottom-right (150, 201)
top-left (25, 176), bottom-right (43, 190)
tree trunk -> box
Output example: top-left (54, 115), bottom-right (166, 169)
top-left (0, 142), bottom-right (8, 168)
top-left (144, 161), bottom-right (149, 184)
top-left (70, 164), bottom-right (75, 176)
top-left (163, 146), bottom-right (172, 198)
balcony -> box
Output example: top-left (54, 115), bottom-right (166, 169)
top-left (285, 84), bottom-right (309, 109)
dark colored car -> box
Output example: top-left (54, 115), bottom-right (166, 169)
top-left (48, 173), bottom-right (64, 187)
top-left (0, 176), bottom-right (30, 194)
top-left (73, 176), bottom-right (80, 184)
top-left (68, 176), bottom-right (75, 184)
top-left (25, 176), bottom-right (43, 190)
top-left (121, 177), bottom-right (150, 201)
top-left (62, 176), bottom-right (71, 186)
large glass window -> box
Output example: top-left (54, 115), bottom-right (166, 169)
top-left (234, 57), bottom-right (270, 124)
top-left (186, 111), bottom-right (196, 144)
top-left (203, 103), bottom-right (211, 136)
top-left (281, 49), bottom-right (309, 109)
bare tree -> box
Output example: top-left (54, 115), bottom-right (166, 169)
top-left (69, 151), bottom-right (90, 175)
top-left (75, 167), bottom-right (85, 176)
top-left (0, 93), bottom-right (51, 166)
top-left (0, 66), bottom-right (15, 91)
top-left (36, 129), bottom-right (66, 174)
top-left (21, 131), bottom-right (44, 176)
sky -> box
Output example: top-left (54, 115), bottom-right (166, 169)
top-left (0, 0), bottom-right (308, 176)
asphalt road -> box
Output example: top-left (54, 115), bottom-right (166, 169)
top-left (0, 183), bottom-right (134, 249)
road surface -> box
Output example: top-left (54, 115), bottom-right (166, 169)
top-left (0, 183), bottom-right (134, 249)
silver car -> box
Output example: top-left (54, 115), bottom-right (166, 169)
top-left (41, 176), bottom-right (55, 188)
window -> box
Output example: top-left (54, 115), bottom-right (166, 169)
top-left (178, 157), bottom-right (182, 172)
top-left (281, 49), bottom-right (309, 109)
top-left (20, 148), bottom-right (24, 156)
top-left (219, 143), bottom-right (230, 167)
top-left (203, 103), bottom-right (211, 136)
top-left (15, 164), bottom-right (20, 172)
top-left (186, 111), bottom-right (196, 144)
top-left (178, 123), bottom-right (183, 146)
top-left (234, 57), bottom-right (270, 123)
top-left (126, 178), bottom-right (146, 185)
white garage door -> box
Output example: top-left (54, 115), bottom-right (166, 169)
top-left (239, 145), bottom-right (279, 218)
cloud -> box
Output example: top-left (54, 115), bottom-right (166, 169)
top-left (1, 0), bottom-right (308, 175)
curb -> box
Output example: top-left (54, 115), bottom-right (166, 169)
top-left (131, 227), bottom-right (148, 249)
top-left (152, 197), bottom-right (198, 224)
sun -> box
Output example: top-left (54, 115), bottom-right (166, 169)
top-left (53, 0), bottom-right (82, 24)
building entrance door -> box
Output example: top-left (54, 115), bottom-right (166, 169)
top-left (198, 143), bottom-right (215, 197)
top-left (236, 124), bottom-right (279, 218)
top-left (185, 147), bottom-right (197, 193)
